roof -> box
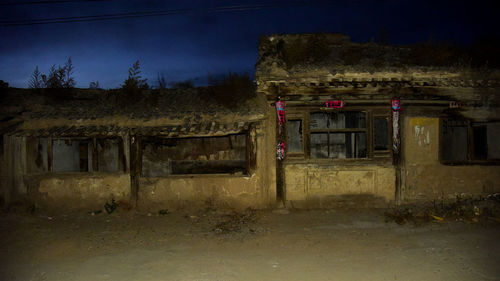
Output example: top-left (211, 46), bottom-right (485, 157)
top-left (0, 87), bottom-right (266, 136)
top-left (255, 33), bottom-right (500, 85)
top-left (7, 121), bottom-right (251, 137)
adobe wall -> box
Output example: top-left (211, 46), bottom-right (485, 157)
top-left (138, 108), bottom-right (277, 211)
top-left (284, 163), bottom-right (395, 208)
top-left (138, 174), bottom-right (264, 210)
top-left (402, 117), bottom-right (500, 201)
top-left (27, 173), bottom-right (130, 210)
top-left (1, 136), bottom-right (27, 206)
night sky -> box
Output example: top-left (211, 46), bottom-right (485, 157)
top-left (0, 0), bottom-right (498, 89)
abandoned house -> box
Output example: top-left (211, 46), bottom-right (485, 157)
top-left (0, 88), bottom-right (276, 210)
top-left (256, 33), bottom-right (500, 207)
top-left (1, 33), bottom-right (499, 211)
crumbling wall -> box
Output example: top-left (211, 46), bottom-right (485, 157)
top-left (138, 174), bottom-right (263, 210)
top-left (28, 173), bottom-right (130, 210)
top-left (1, 136), bottom-right (27, 205)
top-left (402, 117), bottom-right (500, 200)
top-left (138, 119), bottom-right (277, 210)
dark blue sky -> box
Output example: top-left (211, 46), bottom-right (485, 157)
top-left (0, 0), bottom-right (497, 89)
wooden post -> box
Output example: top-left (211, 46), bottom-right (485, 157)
top-left (129, 135), bottom-right (141, 207)
top-left (47, 137), bottom-right (53, 172)
top-left (92, 137), bottom-right (98, 172)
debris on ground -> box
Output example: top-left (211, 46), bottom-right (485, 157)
top-left (104, 199), bottom-right (118, 214)
top-left (385, 194), bottom-right (500, 226)
top-left (212, 208), bottom-right (258, 234)
top-left (158, 209), bottom-right (169, 215)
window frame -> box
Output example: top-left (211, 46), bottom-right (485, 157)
top-left (439, 118), bottom-right (500, 165)
top-left (30, 136), bottom-right (126, 174)
top-left (285, 113), bottom-right (306, 159)
top-left (140, 131), bottom-right (253, 177)
top-left (372, 114), bottom-right (392, 156)
top-left (308, 110), bottom-right (368, 159)
top-left (284, 106), bottom-right (392, 162)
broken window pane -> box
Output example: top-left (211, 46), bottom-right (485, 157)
top-left (287, 120), bottom-right (303, 153)
top-left (441, 119), bottom-right (468, 162)
top-left (310, 133), bottom-right (328, 158)
top-left (97, 138), bottom-right (122, 172)
top-left (53, 139), bottom-right (91, 172)
top-left (142, 134), bottom-right (247, 176)
top-left (374, 117), bottom-right (389, 150)
top-left (310, 111), bottom-right (366, 129)
top-left (310, 112), bottom-right (330, 129)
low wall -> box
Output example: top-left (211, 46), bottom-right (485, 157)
top-left (138, 173), bottom-right (267, 211)
top-left (284, 163), bottom-right (395, 208)
top-left (28, 173), bottom-right (130, 210)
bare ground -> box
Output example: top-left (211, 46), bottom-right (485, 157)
top-left (0, 208), bottom-right (499, 281)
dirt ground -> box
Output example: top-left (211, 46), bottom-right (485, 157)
top-left (0, 207), bottom-right (499, 281)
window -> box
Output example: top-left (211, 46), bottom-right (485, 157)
top-left (53, 139), bottom-right (92, 172)
top-left (28, 137), bottom-right (124, 173)
top-left (374, 117), bottom-right (389, 151)
top-left (309, 111), bottom-right (367, 158)
top-left (96, 138), bottom-right (124, 172)
top-left (141, 134), bottom-right (248, 176)
top-left (441, 118), bottom-right (500, 164)
top-left (287, 120), bottom-right (303, 154)
top-left (284, 108), bottom-right (391, 161)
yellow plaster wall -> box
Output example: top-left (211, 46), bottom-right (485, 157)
top-left (284, 164), bottom-right (395, 203)
top-left (403, 117), bottom-right (500, 200)
top-left (138, 111), bottom-right (277, 210)
top-left (138, 174), bottom-right (265, 210)
top-left (29, 173), bottom-right (130, 210)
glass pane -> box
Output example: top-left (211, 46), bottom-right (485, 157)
top-left (329, 133), bottom-right (346, 158)
top-left (374, 118), bottom-right (389, 150)
top-left (310, 112), bottom-right (366, 129)
top-left (330, 132), bottom-right (366, 158)
top-left (487, 122), bottom-right (500, 160)
top-left (53, 139), bottom-right (91, 172)
top-left (310, 112), bottom-right (330, 129)
top-left (287, 120), bottom-right (303, 153)
top-left (441, 119), bottom-right (468, 162)
top-left (97, 138), bottom-right (120, 172)
top-left (310, 133), bottom-right (328, 158)
top-left (343, 112), bottom-right (366, 128)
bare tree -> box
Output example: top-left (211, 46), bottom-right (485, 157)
top-left (63, 57), bottom-right (76, 88)
top-left (28, 66), bottom-right (43, 89)
top-left (34, 57), bottom-right (76, 89)
top-left (122, 60), bottom-right (149, 90)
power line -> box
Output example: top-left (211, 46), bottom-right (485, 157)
top-left (0, 1), bottom-right (337, 27)
top-left (0, 0), bottom-right (109, 6)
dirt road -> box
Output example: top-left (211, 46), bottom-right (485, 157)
top-left (0, 208), bottom-right (498, 281)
